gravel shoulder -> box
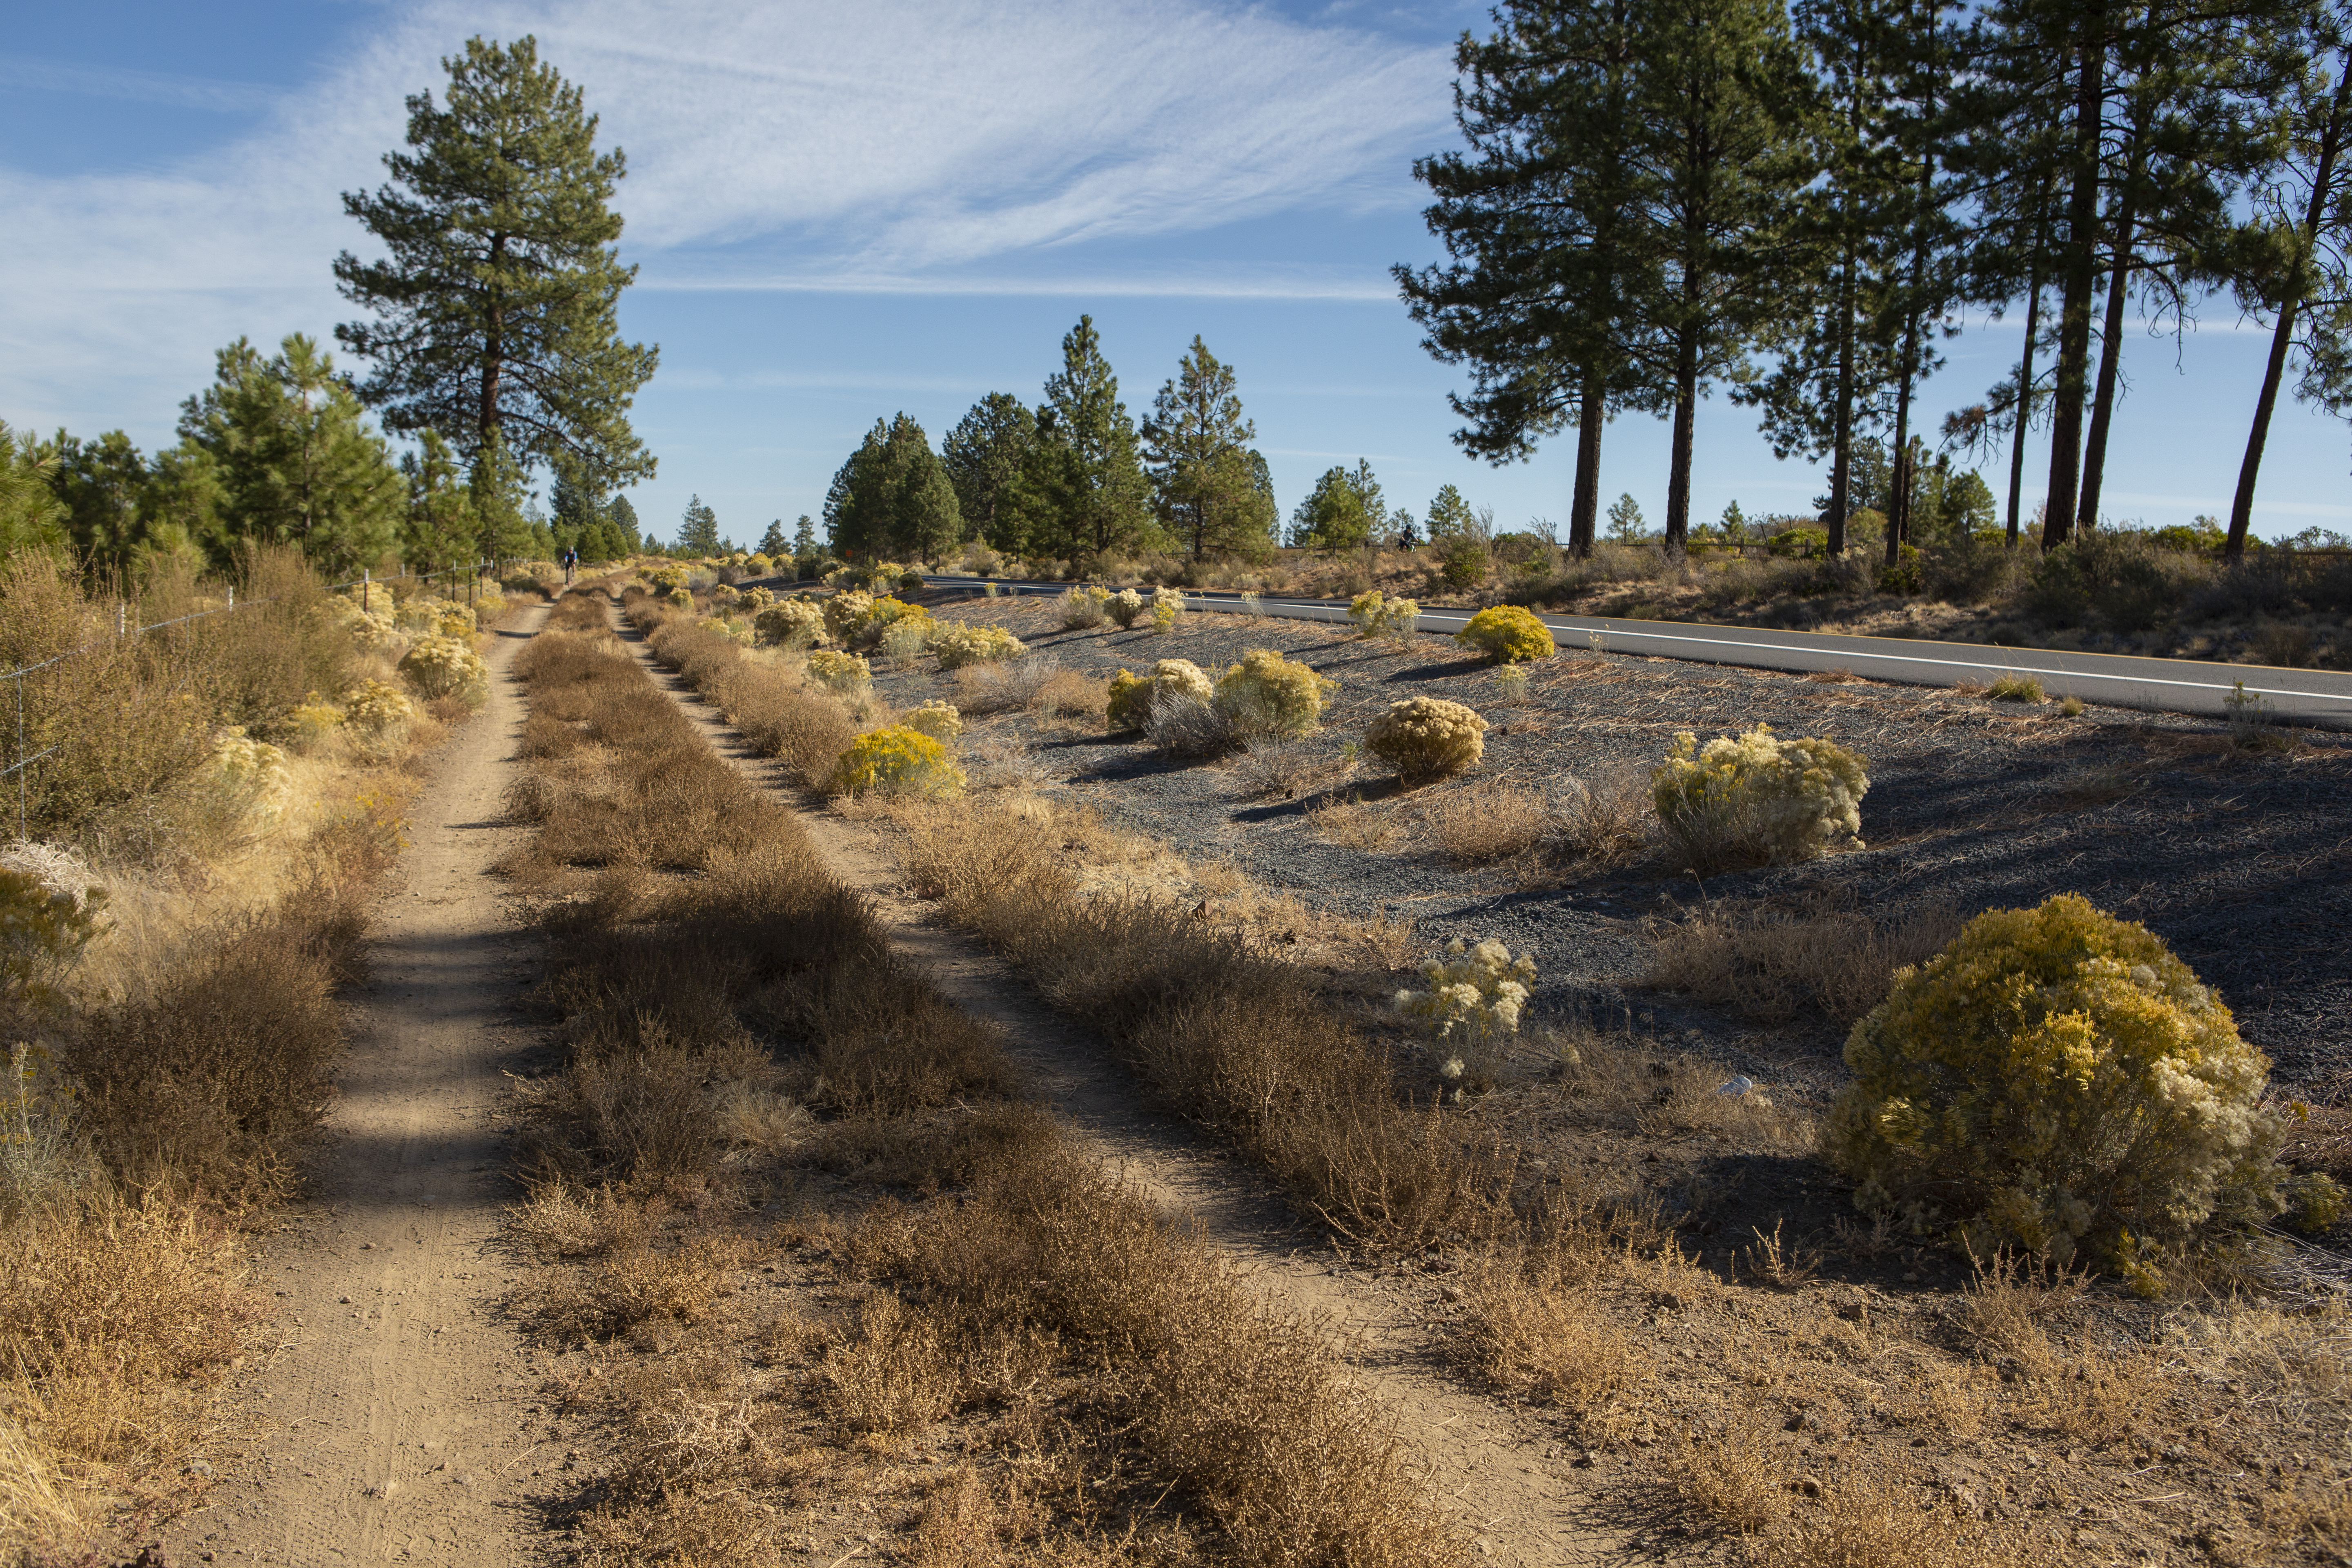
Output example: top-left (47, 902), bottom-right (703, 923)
top-left (891, 595), bottom-right (2352, 1095)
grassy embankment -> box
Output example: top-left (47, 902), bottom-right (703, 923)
top-left (0, 549), bottom-right (539, 1559)
top-left (500, 587), bottom-right (1459, 1568)
top-left (901, 530), bottom-right (2352, 667)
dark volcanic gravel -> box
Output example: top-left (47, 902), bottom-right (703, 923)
top-left (870, 591), bottom-right (2352, 1096)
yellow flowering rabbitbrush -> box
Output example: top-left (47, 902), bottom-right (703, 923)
top-left (1453, 605), bottom-right (1554, 664)
top-left (1650, 723), bottom-right (1867, 870)
top-left (1214, 649), bottom-right (1335, 737)
top-left (1348, 590), bottom-right (1421, 641)
top-left (1828, 893), bottom-right (2340, 1281)
top-left (754, 600), bottom-right (826, 648)
top-left (1363, 697), bottom-right (1487, 787)
top-left (831, 725), bottom-right (966, 799)
top-left (1107, 588), bottom-right (1147, 629)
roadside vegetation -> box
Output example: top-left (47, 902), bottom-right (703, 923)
top-left (499, 586), bottom-right (1463, 1567)
top-left (615, 569), bottom-right (2352, 1568)
top-left (0, 547), bottom-right (546, 1560)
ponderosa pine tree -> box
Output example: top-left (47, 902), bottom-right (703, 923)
top-left (336, 35), bottom-right (658, 491)
top-left (1735, 0), bottom-right (1911, 557)
top-left (50, 431), bottom-right (153, 576)
top-left (470, 432), bottom-right (534, 566)
top-left (0, 424), bottom-right (67, 557)
top-left (758, 518), bottom-right (788, 557)
top-left (2227, 6), bottom-right (2352, 557)
top-left (676, 494), bottom-right (721, 556)
top-left (1029, 317), bottom-right (1152, 558)
top-left (1626, 0), bottom-right (1815, 555)
top-left (176, 334), bottom-right (403, 576)
top-left (825, 415), bottom-right (962, 560)
top-left (1141, 336), bottom-right (1275, 560)
top-left (403, 430), bottom-right (477, 573)
top-left (943, 393), bottom-right (1037, 551)
top-left (550, 466), bottom-right (602, 557)
top-left (1399, 0), bottom-right (1655, 557)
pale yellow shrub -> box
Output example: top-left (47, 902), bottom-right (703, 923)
top-left (805, 650), bottom-right (872, 694)
top-left (1651, 724), bottom-right (1867, 871)
top-left (1363, 697), bottom-right (1485, 786)
top-left (927, 621), bottom-right (1025, 670)
top-left (341, 679), bottom-right (416, 737)
top-left (1057, 584), bottom-right (1110, 629)
top-left (397, 632), bottom-right (488, 702)
top-left (905, 700), bottom-right (963, 743)
top-left (1151, 586), bottom-right (1187, 633)
top-left (1107, 587), bottom-right (1147, 628)
top-left (285, 697), bottom-right (345, 755)
top-left (822, 589), bottom-right (876, 641)
top-left (753, 600), bottom-right (826, 648)
top-left (1347, 590), bottom-right (1421, 640)
top-left (1396, 938), bottom-right (1536, 1078)
top-left (196, 729), bottom-right (294, 827)
top-left (1453, 605), bottom-right (1554, 663)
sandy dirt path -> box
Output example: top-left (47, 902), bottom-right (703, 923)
top-left (614, 610), bottom-right (1619, 1568)
top-left (165, 606), bottom-right (552, 1568)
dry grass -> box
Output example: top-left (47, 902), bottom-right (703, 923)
top-left (895, 795), bottom-right (1510, 1250)
top-left (1425, 781), bottom-right (1548, 866)
top-left (0, 548), bottom-right (452, 1560)
top-left (0, 1194), bottom-right (264, 1546)
top-left (1448, 1249), bottom-right (1652, 1414)
top-left (1417, 770), bottom-right (1650, 873)
top-left (857, 1149), bottom-right (1463, 1568)
top-left (512, 592), bottom-right (1466, 1566)
top-left (1642, 893), bottom-right (1967, 1024)
top-left (1228, 735), bottom-right (1348, 801)
top-left (953, 653), bottom-right (1067, 715)
top-left (1307, 792), bottom-right (1403, 850)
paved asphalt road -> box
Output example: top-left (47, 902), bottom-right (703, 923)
top-left (919, 575), bottom-right (2352, 732)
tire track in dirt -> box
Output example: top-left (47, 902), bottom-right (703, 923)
top-left (165, 606), bottom-right (554, 1568)
top-left (612, 607), bottom-right (1623, 1568)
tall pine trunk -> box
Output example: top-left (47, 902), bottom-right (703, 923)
top-left (2044, 2), bottom-right (2108, 549)
top-left (1667, 323), bottom-right (1699, 555)
top-left (2229, 60), bottom-right (2352, 560)
top-left (1828, 233), bottom-right (1857, 558)
top-left (2076, 125), bottom-right (2148, 534)
top-left (2007, 213), bottom-right (2048, 547)
top-left (1571, 363), bottom-right (1605, 557)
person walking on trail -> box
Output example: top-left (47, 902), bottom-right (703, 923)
top-left (562, 547), bottom-right (578, 586)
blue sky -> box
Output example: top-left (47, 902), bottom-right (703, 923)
top-left (4, 0), bottom-right (2346, 551)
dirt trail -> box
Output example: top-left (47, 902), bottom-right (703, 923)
top-left (614, 613), bottom-right (1620, 1568)
top-left (166, 607), bottom-right (552, 1568)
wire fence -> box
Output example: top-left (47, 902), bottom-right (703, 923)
top-left (3, 559), bottom-right (504, 844)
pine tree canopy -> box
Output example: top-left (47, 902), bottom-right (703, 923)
top-left (1142, 336), bottom-right (1274, 561)
top-left (176, 333), bottom-right (403, 576)
top-left (336, 35), bottom-right (658, 492)
top-left (677, 494), bottom-right (721, 555)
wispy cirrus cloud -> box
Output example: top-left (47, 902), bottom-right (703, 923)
top-left (0, 55), bottom-right (283, 114)
top-left (0, 0), bottom-right (1450, 436)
